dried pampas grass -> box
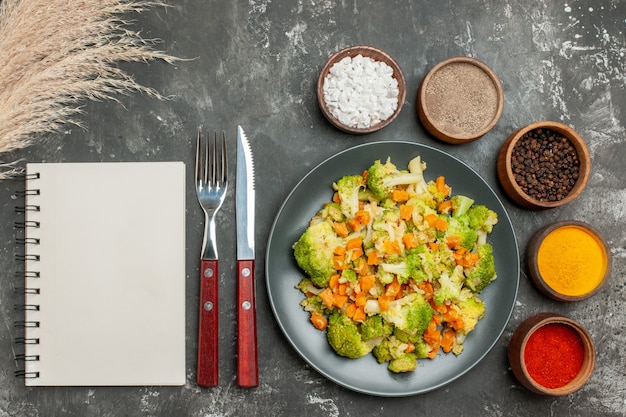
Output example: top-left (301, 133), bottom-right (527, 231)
top-left (0, 0), bottom-right (179, 179)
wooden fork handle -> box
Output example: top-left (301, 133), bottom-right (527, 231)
top-left (197, 259), bottom-right (219, 387)
top-left (237, 259), bottom-right (258, 387)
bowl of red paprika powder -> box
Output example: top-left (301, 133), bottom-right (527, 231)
top-left (508, 313), bottom-right (595, 396)
top-left (496, 121), bottom-right (591, 210)
top-left (527, 220), bottom-right (612, 301)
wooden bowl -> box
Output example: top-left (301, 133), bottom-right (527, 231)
top-left (497, 121), bottom-right (591, 209)
top-left (508, 313), bottom-right (595, 396)
top-left (417, 57), bottom-right (504, 144)
top-left (527, 220), bottom-right (611, 301)
top-left (317, 45), bottom-right (406, 135)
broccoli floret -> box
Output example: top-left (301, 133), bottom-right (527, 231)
top-left (317, 202), bottom-right (345, 222)
top-left (372, 338), bottom-right (393, 363)
top-left (341, 269), bottom-right (357, 283)
top-left (379, 246), bottom-right (428, 284)
top-left (464, 243), bottom-right (497, 293)
top-left (371, 335), bottom-right (405, 362)
top-left (450, 195), bottom-right (475, 217)
top-left (326, 313), bottom-right (373, 359)
top-left (455, 289), bottom-right (486, 334)
top-left (380, 293), bottom-right (433, 333)
top-left (366, 157), bottom-right (427, 200)
top-left (335, 175), bottom-right (365, 218)
top-left (426, 181), bottom-right (448, 205)
top-left (360, 315), bottom-right (392, 341)
top-left (413, 338), bottom-right (431, 359)
top-left (433, 265), bottom-right (465, 305)
top-left (467, 205), bottom-right (498, 233)
top-left (388, 353), bottom-right (417, 373)
top-left (293, 221), bottom-right (343, 287)
top-left (446, 215), bottom-right (478, 250)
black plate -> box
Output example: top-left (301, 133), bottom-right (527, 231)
top-left (265, 141), bottom-right (519, 396)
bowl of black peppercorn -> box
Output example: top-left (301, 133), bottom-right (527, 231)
top-left (497, 121), bottom-right (591, 210)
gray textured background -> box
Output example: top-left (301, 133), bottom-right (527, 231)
top-left (1, 0), bottom-right (625, 416)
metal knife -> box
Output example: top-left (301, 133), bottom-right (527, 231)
top-left (236, 125), bottom-right (258, 387)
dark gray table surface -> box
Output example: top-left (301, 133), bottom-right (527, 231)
top-left (1, 1), bottom-right (625, 416)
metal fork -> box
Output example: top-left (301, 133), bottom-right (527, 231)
top-left (195, 129), bottom-right (228, 387)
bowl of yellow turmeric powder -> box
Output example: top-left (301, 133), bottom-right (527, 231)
top-left (527, 221), bottom-right (612, 301)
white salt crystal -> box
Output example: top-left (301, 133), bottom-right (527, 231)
top-left (323, 54), bottom-right (400, 129)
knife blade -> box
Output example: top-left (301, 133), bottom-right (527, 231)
top-left (236, 125), bottom-right (258, 387)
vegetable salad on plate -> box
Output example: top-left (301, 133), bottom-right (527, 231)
top-left (293, 156), bottom-right (498, 373)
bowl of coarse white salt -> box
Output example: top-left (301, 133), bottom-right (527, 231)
top-left (317, 45), bottom-right (406, 134)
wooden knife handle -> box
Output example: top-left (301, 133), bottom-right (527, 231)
top-left (237, 259), bottom-right (258, 387)
top-left (197, 259), bottom-right (219, 387)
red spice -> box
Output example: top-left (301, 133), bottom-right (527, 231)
top-left (523, 323), bottom-right (584, 388)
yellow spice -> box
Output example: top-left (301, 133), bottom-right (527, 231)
top-left (537, 225), bottom-right (607, 296)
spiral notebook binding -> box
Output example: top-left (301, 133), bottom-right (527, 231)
top-left (14, 170), bottom-right (41, 381)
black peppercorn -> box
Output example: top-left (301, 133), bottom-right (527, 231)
top-left (511, 129), bottom-right (580, 202)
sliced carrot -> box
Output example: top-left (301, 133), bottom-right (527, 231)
top-left (429, 299), bottom-right (448, 314)
top-left (452, 317), bottom-right (465, 331)
top-left (391, 189), bottom-right (409, 203)
top-left (329, 274), bottom-right (340, 290)
top-left (319, 288), bottom-right (335, 307)
top-left (310, 311), bottom-right (328, 331)
top-left (360, 274), bottom-right (376, 293)
top-left (424, 320), bottom-right (441, 346)
top-left (404, 341), bottom-right (416, 353)
top-left (435, 218), bottom-right (448, 232)
top-left (332, 192), bottom-right (341, 204)
top-left (333, 255), bottom-right (347, 270)
top-left (346, 237), bottom-right (363, 250)
top-left (334, 246), bottom-right (346, 256)
top-left (437, 200), bottom-right (453, 214)
top-left (337, 283), bottom-right (348, 296)
top-left (446, 235), bottom-right (461, 249)
top-left (333, 221), bottom-right (349, 237)
top-left (333, 294), bottom-right (348, 309)
top-left (461, 252), bottom-right (480, 268)
top-left (399, 204), bottom-right (413, 221)
top-left (345, 303), bottom-right (357, 319)
top-left (354, 257), bottom-right (368, 275)
top-left (424, 213), bottom-right (439, 227)
top-left (441, 328), bottom-right (455, 353)
top-left (355, 292), bottom-right (367, 307)
top-left (355, 210), bottom-right (371, 225)
top-left (349, 247), bottom-right (364, 261)
top-left (427, 242), bottom-right (439, 252)
top-left (385, 278), bottom-right (401, 298)
top-left (352, 306), bottom-right (366, 323)
top-left (402, 233), bottom-right (418, 250)
top-left (367, 251), bottom-right (380, 265)
top-left (383, 240), bottom-right (402, 255)
top-left (436, 176), bottom-right (451, 197)
top-left (427, 340), bottom-right (441, 359)
top-left (347, 218), bottom-right (362, 232)
top-left (418, 282), bottom-right (434, 299)
top-left (444, 307), bottom-right (459, 323)
top-left (377, 295), bottom-right (391, 311)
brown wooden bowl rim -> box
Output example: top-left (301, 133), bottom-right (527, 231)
top-left (497, 121), bottom-right (591, 209)
top-left (317, 45), bottom-right (406, 135)
top-left (508, 312), bottom-right (596, 396)
top-left (417, 56), bottom-right (504, 144)
top-left (526, 220), bottom-right (612, 301)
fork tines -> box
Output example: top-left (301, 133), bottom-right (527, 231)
top-left (196, 130), bottom-right (227, 188)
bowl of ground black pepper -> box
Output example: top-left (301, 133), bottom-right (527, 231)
top-left (508, 313), bottom-right (596, 396)
top-left (496, 121), bottom-right (591, 209)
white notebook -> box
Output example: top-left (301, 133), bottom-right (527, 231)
top-left (18, 162), bottom-right (186, 386)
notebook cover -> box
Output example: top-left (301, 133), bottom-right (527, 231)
top-left (22, 162), bottom-right (186, 386)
